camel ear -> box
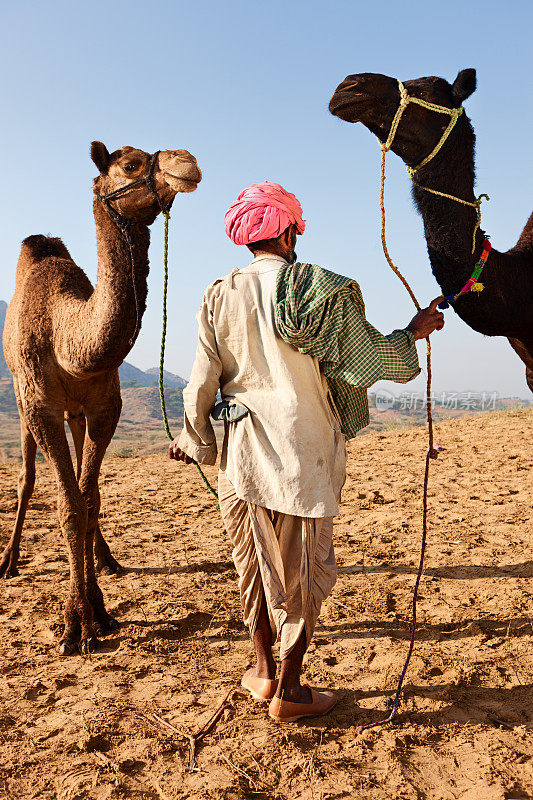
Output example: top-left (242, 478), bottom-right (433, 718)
top-left (90, 141), bottom-right (111, 174)
top-left (451, 69), bottom-right (476, 104)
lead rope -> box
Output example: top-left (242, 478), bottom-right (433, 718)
top-left (357, 97), bottom-right (447, 734)
top-left (158, 211), bottom-right (219, 502)
top-left (356, 78), bottom-right (490, 732)
top-left (356, 148), bottom-right (437, 734)
top-left (126, 229), bottom-right (141, 347)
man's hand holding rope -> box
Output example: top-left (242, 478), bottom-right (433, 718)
top-left (169, 442), bottom-right (194, 464)
top-left (406, 297), bottom-right (445, 340)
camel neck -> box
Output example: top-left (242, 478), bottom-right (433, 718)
top-left (81, 200), bottom-right (151, 371)
top-left (411, 121), bottom-right (486, 296)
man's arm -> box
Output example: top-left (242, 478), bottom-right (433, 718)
top-left (359, 296), bottom-right (445, 385)
top-left (169, 295), bottom-right (222, 466)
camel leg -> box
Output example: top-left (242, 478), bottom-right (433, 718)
top-left (66, 411), bottom-right (86, 481)
top-left (0, 420), bottom-right (37, 578)
top-left (29, 407), bottom-right (96, 655)
top-left (79, 399), bottom-right (121, 635)
top-left (508, 337), bottom-right (533, 393)
top-left (94, 529), bottom-right (123, 574)
top-left (67, 411), bottom-right (122, 574)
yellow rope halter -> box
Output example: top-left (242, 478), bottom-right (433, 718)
top-left (382, 80), bottom-right (488, 254)
top-left (382, 80), bottom-right (464, 165)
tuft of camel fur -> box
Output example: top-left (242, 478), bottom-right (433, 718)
top-left (1, 143), bottom-right (202, 655)
top-left (329, 69), bottom-right (533, 391)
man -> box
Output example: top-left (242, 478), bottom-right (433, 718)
top-left (170, 181), bottom-right (444, 722)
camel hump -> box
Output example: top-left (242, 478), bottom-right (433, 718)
top-left (20, 235), bottom-right (71, 262)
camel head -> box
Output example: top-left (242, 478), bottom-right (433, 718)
top-left (91, 143), bottom-right (202, 224)
top-left (329, 70), bottom-right (477, 168)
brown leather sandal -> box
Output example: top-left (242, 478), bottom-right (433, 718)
top-left (241, 669), bottom-right (278, 701)
top-left (269, 687), bottom-right (337, 722)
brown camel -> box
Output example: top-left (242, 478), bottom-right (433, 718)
top-left (1, 142), bottom-right (202, 654)
top-left (329, 69), bottom-right (533, 391)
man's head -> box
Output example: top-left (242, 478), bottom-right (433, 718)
top-left (247, 223), bottom-right (298, 264)
top-left (225, 181), bottom-right (305, 264)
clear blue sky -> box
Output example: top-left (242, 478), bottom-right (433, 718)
top-left (1, 0), bottom-right (531, 398)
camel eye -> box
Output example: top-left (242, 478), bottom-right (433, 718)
top-left (124, 163), bottom-right (138, 173)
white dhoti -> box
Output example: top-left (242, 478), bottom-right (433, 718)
top-left (218, 472), bottom-right (336, 660)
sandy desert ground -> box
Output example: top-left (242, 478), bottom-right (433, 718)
top-left (0, 408), bottom-right (531, 800)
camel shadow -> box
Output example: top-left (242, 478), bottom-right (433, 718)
top-left (111, 611), bottom-right (530, 649)
top-left (324, 683), bottom-right (533, 731)
top-left (339, 561), bottom-right (533, 580)
top-left (121, 614), bottom-right (209, 642)
top-left (315, 616), bottom-right (533, 643)
top-left (126, 560), bottom-right (234, 576)
top-left (94, 637), bottom-right (122, 654)
top-left (120, 612), bottom-right (248, 644)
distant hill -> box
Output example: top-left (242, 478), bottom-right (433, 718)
top-left (118, 362), bottom-right (186, 389)
top-left (145, 367), bottom-right (186, 389)
top-left (121, 386), bottom-right (183, 422)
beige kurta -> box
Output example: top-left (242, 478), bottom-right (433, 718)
top-left (177, 254), bottom-right (346, 518)
top-left (177, 255), bottom-right (346, 655)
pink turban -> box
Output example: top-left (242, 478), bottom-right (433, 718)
top-left (225, 180), bottom-right (306, 245)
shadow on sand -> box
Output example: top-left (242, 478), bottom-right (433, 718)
top-left (325, 682), bottom-right (533, 731)
top-left (339, 560), bottom-right (533, 580)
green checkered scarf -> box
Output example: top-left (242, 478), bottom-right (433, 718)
top-left (275, 263), bottom-right (420, 438)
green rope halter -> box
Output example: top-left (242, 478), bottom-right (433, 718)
top-left (158, 211), bottom-right (219, 503)
top-left (382, 80), bottom-right (488, 253)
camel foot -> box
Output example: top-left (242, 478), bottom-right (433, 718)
top-left (95, 552), bottom-right (124, 575)
top-left (93, 615), bottom-right (120, 637)
top-left (0, 551), bottom-right (20, 579)
top-left (58, 629), bottom-right (100, 656)
top-left (80, 637), bottom-right (99, 655)
top-left (58, 636), bottom-right (99, 656)
top-left (0, 563), bottom-right (20, 579)
top-left (57, 636), bottom-right (80, 656)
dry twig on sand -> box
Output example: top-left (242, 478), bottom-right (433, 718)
top-left (217, 751), bottom-right (259, 789)
top-left (147, 688), bottom-right (237, 771)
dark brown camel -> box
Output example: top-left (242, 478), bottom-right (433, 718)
top-left (1, 143), bottom-right (201, 654)
top-left (329, 69), bottom-right (533, 391)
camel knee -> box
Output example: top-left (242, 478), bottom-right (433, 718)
top-left (80, 484), bottom-right (100, 530)
top-left (58, 495), bottom-right (88, 539)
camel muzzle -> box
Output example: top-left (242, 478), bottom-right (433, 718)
top-left (158, 150), bottom-right (202, 193)
top-left (329, 91), bottom-right (374, 123)
top-left (329, 73), bottom-right (397, 123)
